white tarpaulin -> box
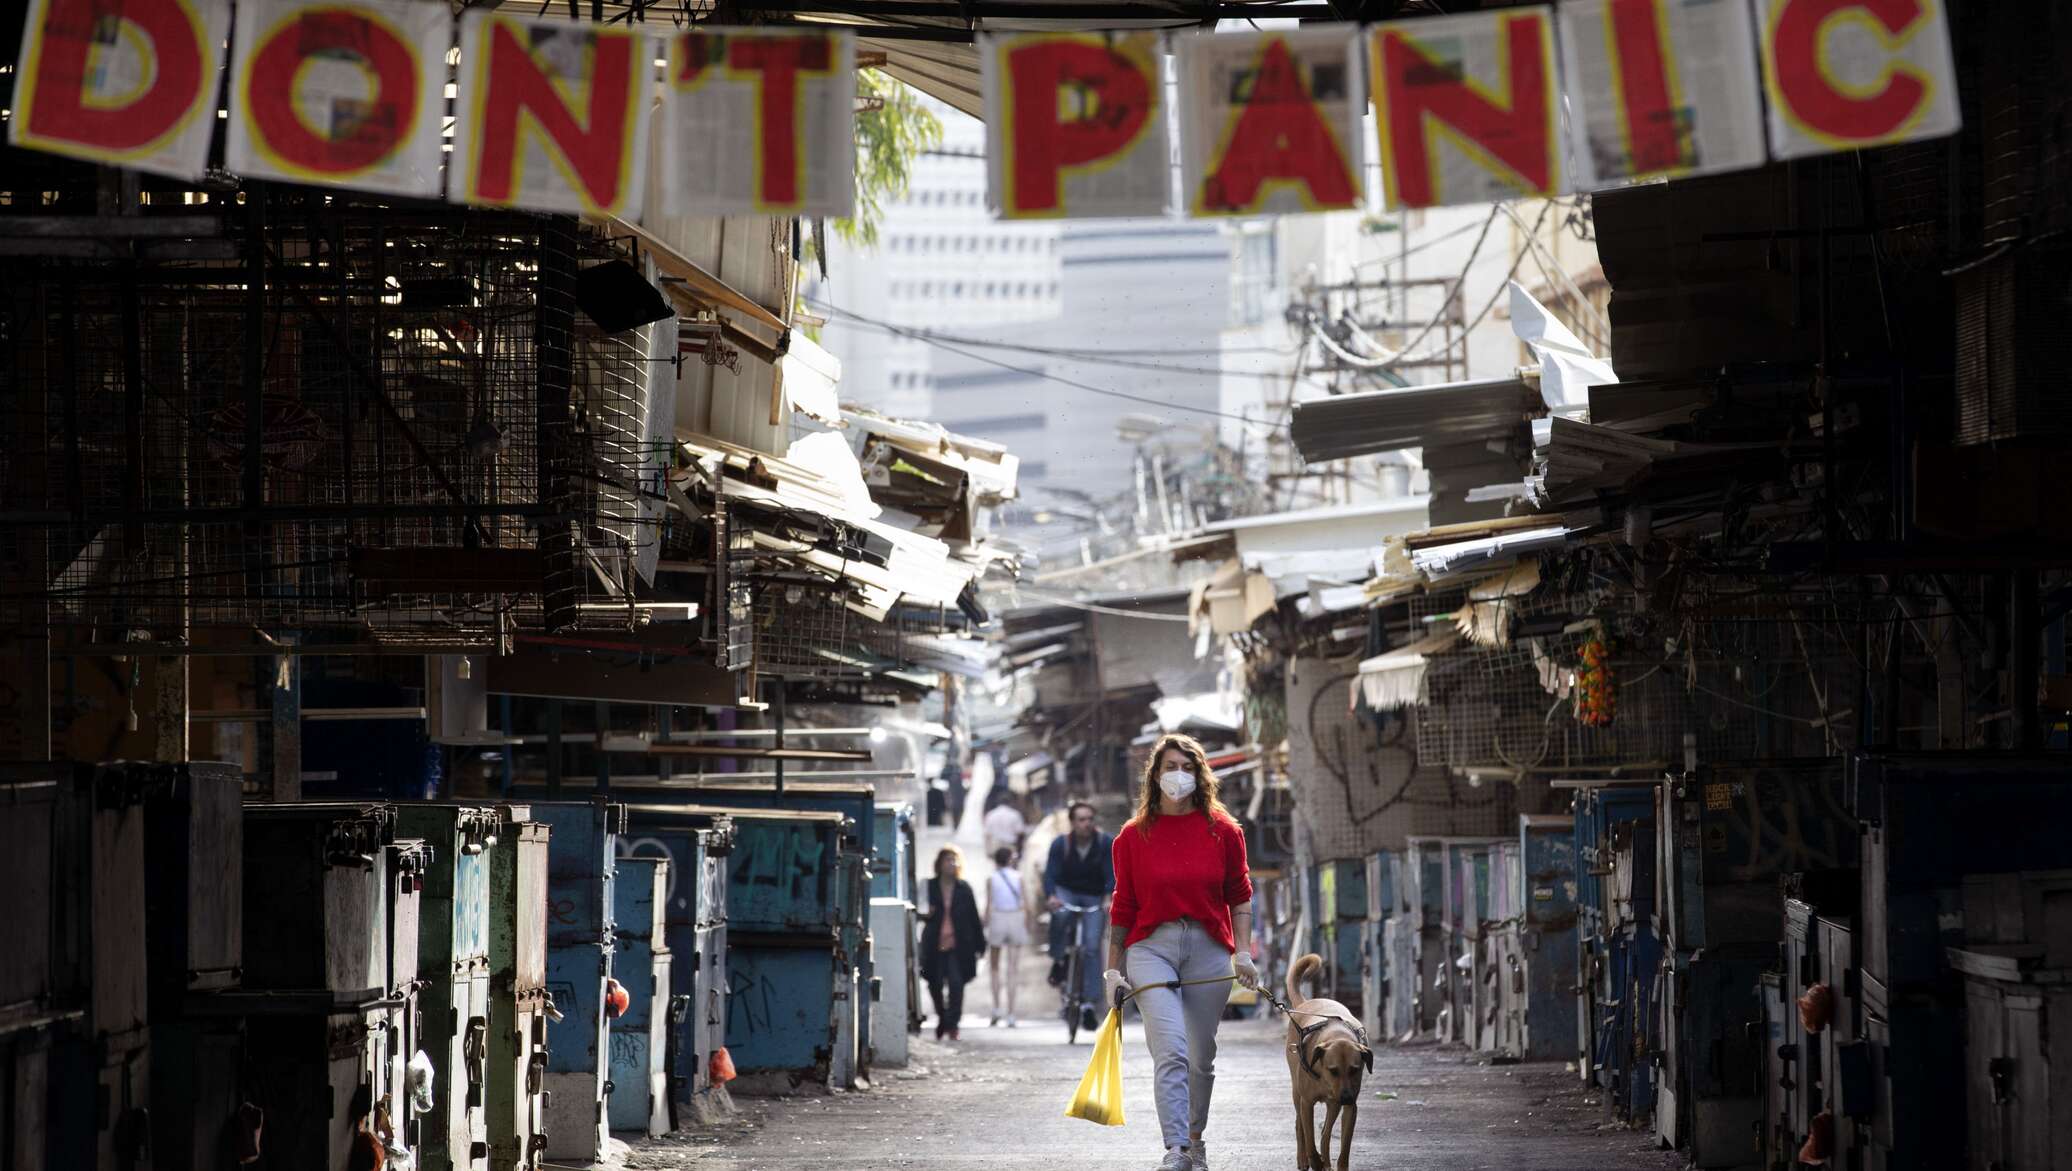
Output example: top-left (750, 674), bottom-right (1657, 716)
top-left (1356, 628), bottom-right (1461, 711)
top-left (1510, 281), bottom-right (1616, 410)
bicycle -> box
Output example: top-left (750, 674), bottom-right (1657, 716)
top-left (1053, 903), bottom-right (1098, 1044)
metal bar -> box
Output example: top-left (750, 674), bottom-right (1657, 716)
top-left (640, 745), bottom-right (873, 763)
top-left (590, 769), bottom-right (914, 783)
top-left (0, 214), bottom-right (225, 238)
top-left (596, 701), bottom-right (613, 793)
top-left (2012, 571), bottom-right (2040, 752)
top-left (0, 239), bottom-right (239, 260)
top-left (1764, 543), bottom-right (2072, 572)
top-left (774, 682), bottom-right (787, 795)
top-left (122, 263), bottom-right (145, 554)
top-left (190, 707), bottom-right (430, 722)
top-left (243, 197), bottom-right (266, 518)
top-left (547, 701), bottom-right (564, 799)
top-left (500, 696), bottom-right (516, 796)
top-left (0, 502), bottom-right (575, 524)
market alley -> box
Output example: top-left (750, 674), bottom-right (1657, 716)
top-left (623, 1019), bottom-right (1683, 1171)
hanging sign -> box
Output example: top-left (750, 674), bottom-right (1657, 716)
top-left (663, 28), bottom-right (855, 218)
top-left (1370, 7), bottom-right (1563, 210)
top-left (1756, 0), bottom-right (1960, 160)
top-left (1557, 0), bottom-right (1767, 187)
top-left (981, 31), bottom-right (1168, 219)
top-left (226, 0), bottom-right (449, 197)
top-left (451, 10), bottom-right (649, 217)
top-left (1176, 28), bottom-right (1364, 217)
top-left (5, 3), bottom-right (1966, 220)
top-left (10, 0), bottom-right (228, 179)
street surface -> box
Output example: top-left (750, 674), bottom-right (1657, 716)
top-left (621, 1017), bottom-right (1684, 1171)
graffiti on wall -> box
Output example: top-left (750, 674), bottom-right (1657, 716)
top-left (731, 825), bottom-right (824, 900)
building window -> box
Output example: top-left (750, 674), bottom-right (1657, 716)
top-left (1230, 227), bottom-right (1277, 327)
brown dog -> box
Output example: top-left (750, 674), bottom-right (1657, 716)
top-left (1285, 953), bottom-right (1372, 1171)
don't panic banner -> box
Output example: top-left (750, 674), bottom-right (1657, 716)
top-left (9, 0), bottom-right (1961, 218)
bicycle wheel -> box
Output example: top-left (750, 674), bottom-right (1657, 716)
top-left (1064, 948), bottom-right (1082, 1044)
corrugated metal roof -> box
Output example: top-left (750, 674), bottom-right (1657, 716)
top-left (1290, 378), bottom-right (1542, 463)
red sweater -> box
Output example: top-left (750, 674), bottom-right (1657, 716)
top-left (1109, 810), bottom-right (1254, 952)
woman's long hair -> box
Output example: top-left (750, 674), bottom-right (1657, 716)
top-left (933, 844), bottom-right (965, 881)
top-left (1131, 733), bottom-right (1237, 829)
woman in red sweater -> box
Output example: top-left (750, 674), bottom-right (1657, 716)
top-left (1102, 733), bottom-right (1258, 1171)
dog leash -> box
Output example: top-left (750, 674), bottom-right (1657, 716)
top-left (1113, 974), bottom-right (1331, 1023)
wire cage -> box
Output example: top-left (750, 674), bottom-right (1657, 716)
top-left (1, 194), bottom-right (665, 648)
top-left (750, 578), bottom-right (859, 679)
top-left (747, 578), bottom-right (975, 682)
top-left (1412, 585), bottom-right (1864, 773)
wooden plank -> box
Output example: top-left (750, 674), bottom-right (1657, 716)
top-left (592, 215), bottom-right (787, 333)
top-left (1947, 945), bottom-right (2046, 983)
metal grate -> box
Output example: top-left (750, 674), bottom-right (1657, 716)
top-left (1955, 243), bottom-right (2072, 445)
top-left (751, 580), bottom-right (857, 679)
top-left (1, 197), bottom-right (663, 645)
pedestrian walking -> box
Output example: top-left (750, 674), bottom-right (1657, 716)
top-left (920, 845), bottom-right (986, 1041)
top-left (983, 791), bottom-right (1028, 861)
top-left (1044, 799), bottom-right (1116, 1033)
top-left (1102, 734), bottom-right (1258, 1171)
top-left (984, 846), bottom-right (1031, 1026)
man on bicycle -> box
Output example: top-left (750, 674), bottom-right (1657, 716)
top-left (1043, 800), bottom-right (1114, 1033)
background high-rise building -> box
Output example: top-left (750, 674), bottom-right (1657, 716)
top-left (812, 99), bottom-right (1234, 554)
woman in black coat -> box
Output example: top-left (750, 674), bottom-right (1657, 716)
top-left (919, 845), bottom-right (987, 1040)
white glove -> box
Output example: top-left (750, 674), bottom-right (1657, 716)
top-left (1232, 952), bottom-right (1260, 991)
top-left (1102, 968), bottom-right (1133, 1012)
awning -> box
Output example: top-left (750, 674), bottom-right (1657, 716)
top-left (1242, 547), bottom-right (1378, 600)
top-left (1295, 584), bottom-right (1369, 619)
top-left (782, 333), bottom-right (843, 425)
top-left (1355, 629), bottom-right (1461, 711)
top-left (1290, 378), bottom-right (1542, 464)
top-left (843, 406), bottom-right (1020, 505)
top-left (673, 429), bottom-right (981, 621)
top-left (1410, 524), bottom-right (1575, 579)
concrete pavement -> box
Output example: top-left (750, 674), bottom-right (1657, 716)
top-left (621, 1014), bottom-right (1683, 1171)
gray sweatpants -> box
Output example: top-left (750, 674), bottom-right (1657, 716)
top-left (1125, 919), bottom-right (1234, 1151)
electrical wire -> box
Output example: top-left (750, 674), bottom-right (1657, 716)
top-left (807, 296), bottom-right (1290, 428)
top-left (1375, 204), bottom-right (1502, 366)
top-left (822, 311), bottom-right (1328, 387)
top-left (1496, 201), bottom-right (1613, 344)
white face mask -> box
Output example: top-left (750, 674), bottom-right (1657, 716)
top-left (1157, 769), bottom-right (1197, 802)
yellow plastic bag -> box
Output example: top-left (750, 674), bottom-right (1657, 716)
top-left (1064, 1007), bottom-right (1126, 1126)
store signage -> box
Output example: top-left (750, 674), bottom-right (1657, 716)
top-left (8, 0), bottom-right (1960, 216)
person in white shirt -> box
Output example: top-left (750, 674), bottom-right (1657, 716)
top-left (982, 794), bottom-right (1028, 861)
top-left (983, 847), bottom-right (1031, 1026)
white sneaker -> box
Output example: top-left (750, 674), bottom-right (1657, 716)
top-left (1157, 1148), bottom-right (1193, 1171)
top-left (1189, 1142), bottom-right (1208, 1171)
